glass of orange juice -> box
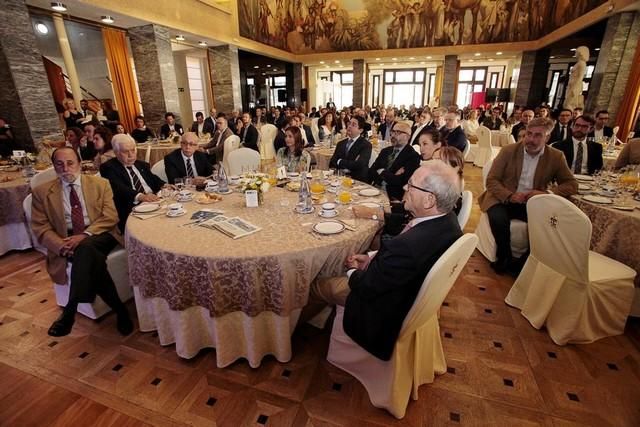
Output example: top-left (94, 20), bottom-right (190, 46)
top-left (338, 191), bottom-right (352, 204)
top-left (342, 177), bottom-right (353, 188)
top-left (310, 180), bottom-right (325, 193)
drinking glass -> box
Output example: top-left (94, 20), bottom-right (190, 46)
top-left (175, 177), bottom-right (184, 191)
top-left (184, 177), bottom-right (193, 190)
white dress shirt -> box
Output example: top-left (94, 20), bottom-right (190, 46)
top-left (593, 127), bottom-right (604, 141)
top-left (197, 123), bottom-right (204, 135)
top-left (181, 152), bottom-right (196, 176)
top-left (571, 137), bottom-right (588, 175)
top-left (517, 146), bottom-right (544, 193)
top-left (61, 175), bottom-right (90, 231)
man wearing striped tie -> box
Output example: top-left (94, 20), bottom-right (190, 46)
top-left (100, 134), bottom-right (165, 232)
top-left (31, 147), bottom-right (132, 337)
top-left (164, 132), bottom-right (213, 184)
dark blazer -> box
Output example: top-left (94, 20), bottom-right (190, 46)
top-left (588, 126), bottom-right (614, 139)
top-left (335, 119), bottom-right (349, 134)
top-left (368, 144), bottom-right (421, 201)
top-left (274, 129), bottom-right (286, 152)
top-left (378, 121), bottom-right (395, 140)
top-left (552, 138), bottom-right (603, 175)
top-left (361, 121), bottom-right (372, 138)
top-left (164, 149), bottom-right (213, 184)
top-left (482, 117), bottom-right (503, 131)
top-left (190, 120), bottom-right (215, 137)
top-left (511, 122), bottom-right (525, 141)
top-left (302, 124), bottom-right (315, 147)
top-left (100, 158), bottom-right (165, 232)
top-left (441, 126), bottom-right (467, 153)
top-left (203, 117), bottom-right (216, 135)
top-left (240, 124), bottom-right (259, 152)
top-left (549, 122), bottom-right (572, 144)
top-left (159, 123), bottom-right (184, 139)
top-left (329, 136), bottom-right (372, 183)
top-left (345, 212), bottom-right (463, 361)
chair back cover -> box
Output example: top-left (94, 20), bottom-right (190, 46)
top-left (258, 124), bottom-right (277, 160)
top-left (526, 194), bottom-right (591, 283)
top-left (151, 159), bottom-right (168, 183)
top-left (144, 144), bottom-right (152, 163)
top-left (30, 167), bottom-right (57, 189)
top-left (310, 118), bottom-right (320, 144)
top-left (463, 139), bottom-right (471, 160)
top-left (222, 134), bottom-right (240, 173)
top-left (227, 147), bottom-right (261, 176)
top-left (457, 190), bottom-right (473, 229)
top-left (482, 158), bottom-right (494, 190)
top-left (477, 125), bottom-right (492, 149)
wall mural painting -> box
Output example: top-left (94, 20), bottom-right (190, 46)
top-left (238, 0), bottom-right (607, 53)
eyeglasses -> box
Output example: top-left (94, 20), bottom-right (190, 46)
top-left (406, 181), bottom-right (432, 194)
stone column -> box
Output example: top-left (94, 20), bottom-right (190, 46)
top-left (129, 24), bottom-right (181, 132)
top-left (352, 59), bottom-right (365, 108)
top-left (514, 49), bottom-right (550, 107)
top-left (0, 0), bottom-right (62, 151)
top-left (441, 55), bottom-right (459, 107)
top-left (585, 12), bottom-right (640, 121)
top-left (207, 45), bottom-right (242, 114)
top-left (286, 62), bottom-right (302, 108)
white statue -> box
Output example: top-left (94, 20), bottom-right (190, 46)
top-left (564, 46), bottom-right (589, 111)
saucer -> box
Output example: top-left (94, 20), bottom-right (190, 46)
top-left (166, 209), bottom-right (187, 217)
top-left (133, 203), bottom-right (160, 214)
top-left (176, 196), bottom-right (193, 202)
top-left (319, 210), bottom-right (338, 218)
top-left (216, 189), bottom-right (233, 195)
top-left (294, 206), bottom-right (315, 214)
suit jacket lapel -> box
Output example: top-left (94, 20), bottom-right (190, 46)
top-left (514, 145), bottom-right (524, 184)
top-left (533, 148), bottom-right (549, 188)
top-left (47, 179), bottom-right (67, 237)
top-left (80, 175), bottom-right (99, 223)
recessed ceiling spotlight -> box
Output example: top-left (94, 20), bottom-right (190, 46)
top-left (334, 60), bottom-right (340, 63)
top-left (392, 62), bottom-right (397, 65)
top-left (35, 22), bottom-right (49, 34)
top-left (595, 48), bottom-right (601, 51)
top-left (325, 65), bottom-right (329, 68)
top-left (409, 57), bottom-right (415, 60)
top-left (496, 51), bottom-right (503, 55)
top-left (375, 58), bottom-right (380, 61)
top-left (468, 59), bottom-right (474, 62)
top-left (266, 64), bottom-right (271, 67)
top-left (426, 56), bottom-right (432, 59)
top-left (319, 61), bottom-right (325, 64)
top-left (380, 63), bottom-right (385, 66)
top-left (273, 68), bottom-right (278, 71)
top-left (262, 72), bottom-right (266, 76)
top-left (474, 52), bottom-right (481, 56)
top-left (391, 57), bottom-right (397, 60)
top-left (570, 48), bottom-right (576, 51)
top-left (253, 65), bottom-right (259, 69)
top-left (420, 61), bottom-right (425, 65)
top-left (175, 35), bottom-right (185, 41)
top-left (101, 16), bottom-right (114, 24)
top-left (51, 2), bottom-right (67, 12)
top-left (198, 41), bottom-right (207, 46)
top-left (488, 58), bottom-right (494, 61)
top-left (550, 56), bottom-right (555, 59)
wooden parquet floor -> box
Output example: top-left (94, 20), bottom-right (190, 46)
top-left (1, 166), bottom-right (639, 426)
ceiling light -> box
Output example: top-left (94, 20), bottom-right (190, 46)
top-left (496, 51), bottom-right (503, 55)
top-left (375, 58), bottom-right (380, 61)
top-left (570, 48), bottom-right (576, 51)
top-left (101, 15), bottom-right (114, 24)
top-left (409, 57), bottom-right (415, 60)
top-left (35, 23), bottom-right (49, 34)
top-left (420, 61), bottom-right (425, 65)
top-left (595, 48), bottom-right (601, 51)
top-left (266, 64), bottom-right (271, 67)
top-left (391, 57), bottom-right (397, 60)
top-left (319, 61), bottom-right (325, 64)
top-left (198, 41), bottom-right (207, 46)
top-left (334, 60), bottom-right (340, 64)
top-left (426, 56), bottom-right (432, 59)
top-left (392, 62), bottom-right (397, 65)
top-left (175, 35), bottom-right (185, 41)
top-left (488, 58), bottom-right (494, 62)
top-left (325, 65), bottom-right (329, 68)
top-left (474, 52), bottom-right (481, 56)
top-left (253, 65), bottom-right (259, 69)
top-left (468, 59), bottom-right (474, 63)
top-left (262, 72), bottom-right (266, 75)
top-left (550, 56), bottom-right (555, 59)
top-left (51, 2), bottom-right (67, 12)
top-left (273, 68), bottom-right (278, 71)
top-left (380, 63), bottom-right (385, 66)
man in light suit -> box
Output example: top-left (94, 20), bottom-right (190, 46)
top-left (164, 132), bottom-right (213, 184)
top-left (306, 161), bottom-right (463, 360)
top-left (479, 117), bottom-right (578, 274)
top-left (31, 147), bottom-right (132, 337)
top-left (552, 115), bottom-right (603, 175)
top-left (329, 116), bottom-right (372, 183)
top-left (100, 134), bottom-right (165, 232)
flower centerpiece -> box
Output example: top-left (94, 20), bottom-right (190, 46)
top-left (240, 173), bottom-right (270, 206)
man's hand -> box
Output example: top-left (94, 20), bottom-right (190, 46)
top-left (60, 234), bottom-right (87, 257)
top-left (139, 193), bottom-right (160, 203)
top-left (525, 190), bottom-right (547, 200)
top-left (345, 254), bottom-right (372, 271)
top-left (509, 192), bottom-right (528, 203)
top-left (394, 167), bottom-right (405, 176)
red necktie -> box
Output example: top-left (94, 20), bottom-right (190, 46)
top-left (69, 184), bottom-right (85, 235)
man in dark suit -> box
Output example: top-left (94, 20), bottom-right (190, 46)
top-left (31, 147), bottom-right (132, 337)
top-left (410, 109), bottom-right (431, 145)
top-left (482, 107), bottom-right (504, 130)
top-left (202, 114), bottom-right (234, 164)
top-left (159, 112), bottom-right (184, 139)
top-left (479, 117), bottom-right (578, 274)
top-left (368, 121), bottom-right (421, 201)
top-left (329, 116), bottom-right (372, 183)
top-left (164, 132), bottom-right (213, 184)
top-left (274, 118), bottom-right (294, 152)
top-left (239, 112), bottom-right (259, 152)
top-left (548, 108), bottom-right (572, 144)
top-left (305, 161), bottom-right (463, 360)
top-left (356, 109), bottom-right (372, 137)
top-left (203, 108), bottom-right (217, 135)
top-left (552, 115), bottom-right (603, 175)
top-left (511, 109), bottom-right (534, 141)
top-left (309, 107), bottom-right (321, 118)
top-left (378, 109), bottom-right (396, 141)
top-left (441, 112), bottom-right (467, 153)
top-left (100, 134), bottom-right (165, 232)
top-left (589, 110), bottom-right (614, 140)
top-left (190, 111), bottom-right (214, 137)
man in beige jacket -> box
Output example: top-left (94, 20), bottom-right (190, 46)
top-left (31, 147), bottom-right (132, 337)
top-left (478, 117), bottom-right (578, 274)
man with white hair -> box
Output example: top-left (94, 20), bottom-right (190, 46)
top-left (306, 161), bottom-right (463, 360)
top-left (100, 134), bottom-right (165, 232)
top-left (441, 112), bottom-right (467, 153)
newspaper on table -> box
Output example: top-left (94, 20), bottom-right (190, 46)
top-left (198, 215), bottom-right (261, 239)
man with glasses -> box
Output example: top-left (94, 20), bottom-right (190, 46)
top-left (164, 132), bottom-right (213, 184)
top-left (549, 108), bottom-right (573, 144)
top-left (589, 110), bottom-right (614, 140)
top-left (305, 161), bottom-right (463, 360)
top-left (512, 109), bottom-right (534, 141)
top-left (552, 115), bottom-right (603, 175)
top-left (441, 112), bottom-right (467, 153)
top-left (368, 121), bottom-right (420, 201)
top-left (329, 116), bottom-right (372, 182)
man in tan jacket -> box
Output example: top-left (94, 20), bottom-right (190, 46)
top-left (478, 117), bottom-right (578, 274)
top-left (31, 147), bottom-right (132, 337)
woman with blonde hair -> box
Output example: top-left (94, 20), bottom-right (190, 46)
top-left (62, 98), bottom-right (83, 129)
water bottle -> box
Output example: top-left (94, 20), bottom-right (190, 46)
top-left (298, 171), bottom-right (311, 212)
top-left (217, 164), bottom-right (229, 193)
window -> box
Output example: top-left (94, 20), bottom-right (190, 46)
top-left (548, 71), bottom-right (561, 107)
top-left (268, 75), bottom-right (287, 107)
top-left (332, 72), bottom-right (353, 108)
top-left (489, 72), bottom-right (500, 89)
top-left (186, 56), bottom-right (205, 118)
top-left (372, 75), bottom-right (381, 106)
top-left (456, 67), bottom-right (487, 108)
top-left (427, 73), bottom-right (436, 105)
top-left (383, 69), bottom-right (426, 107)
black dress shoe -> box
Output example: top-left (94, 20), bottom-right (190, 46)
top-left (490, 258), bottom-right (512, 275)
top-left (116, 311), bottom-right (134, 336)
top-left (48, 313), bottom-right (75, 337)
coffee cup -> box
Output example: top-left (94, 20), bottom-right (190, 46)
top-left (168, 203), bottom-right (183, 213)
top-left (205, 180), bottom-right (218, 192)
top-left (321, 202), bottom-right (337, 217)
top-left (178, 189), bottom-right (192, 199)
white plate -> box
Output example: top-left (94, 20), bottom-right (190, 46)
top-left (612, 205), bottom-right (634, 211)
top-left (574, 174), bottom-right (594, 181)
top-left (166, 209), bottom-right (187, 217)
top-left (359, 188), bottom-right (381, 197)
top-left (318, 210), bottom-right (338, 218)
top-left (177, 196), bottom-right (194, 202)
top-left (582, 195), bottom-right (613, 204)
top-left (313, 221), bottom-right (345, 235)
top-left (133, 203), bottom-right (160, 213)
top-left (287, 172), bottom-right (300, 177)
top-left (358, 202), bottom-right (382, 209)
top-left (578, 183), bottom-right (591, 191)
top-left (216, 189), bottom-right (233, 195)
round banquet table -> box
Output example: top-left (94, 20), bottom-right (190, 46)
top-left (0, 169), bottom-right (32, 255)
top-left (491, 130), bottom-right (515, 147)
top-left (125, 183), bottom-right (387, 367)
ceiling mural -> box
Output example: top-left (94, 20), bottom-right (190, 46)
top-left (238, 0), bottom-right (607, 53)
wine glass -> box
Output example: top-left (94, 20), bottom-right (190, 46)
top-left (175, 177), bottom-right (184, 192)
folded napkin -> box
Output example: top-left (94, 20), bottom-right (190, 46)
top-left (131, 211), bottom-right (165, 220)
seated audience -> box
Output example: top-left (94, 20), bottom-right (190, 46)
top-left (511, 109), bottom-right (534, 141)
top-left (62, 98), bottom-right (84, 129)
top-left (253, 108), bottom-right (267, 128)
top-left (441, 112), bottom-right (468, 153)
top-left (92, 126), bottom-right (116, 169)
top-left (409, 109), bottom-right (432, 145)
top-left (202, 114), bottom-right (233, 164)
top-left (368, 121), bottom-right (421, 201)
top-left (614, 138), bottom-right (640, 169)
top-left (115, 123), bottom-right (127, 135)
top-left (131, 116), bottom-right (155, 143)
top-left (482, 107), bottom-right (504, 130)
top-left (552, 115), bottom-right (603, 175)
top-left (335, 110), bottom-right (349, 134)
top-left (204, 108), bottom-right (217, 135)
top-left (275, 126), bottom-right (311, 173)
top-left (65, 127), bottom-right (95, 161)
top-left (589, 110), bottom-right (614, 140)
top-left (100, 134), bottom-right (165, 232)
top-left (239, 112), bottom-right (259, 152)
top-left (430, 107), bottom-right (447, 131)
top-left (190, 111), bottom-right (214, 137)
top-left (159, 112), bottom-right (184, 139)
top-left (305, 161), bottom-right (463, 360)
top-left (318, 111), bottom-right (336, 143)
top-left (329, 116), bottom-right (372, 183)
top-left (549, 109), bottom-right (572, 144)
top-left (101, 100), bottom-right (120, 133)
top-left (479, 117), bottom-right (578, 274)
top-left (297, 113), bottom-right (316, 146)
top-left (418, 127), bottom-right (445, 161)
top-left (31, 147), bottom-right (132, 337)
top-left (378, 109), bottom-right (396, 141)
top-left (461, 109), bottom-right (480, 141)
top-left (433, 146), bottom-right (465, 215)
top-left (164, 132), bottom-right (213, 184)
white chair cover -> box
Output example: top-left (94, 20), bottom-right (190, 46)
top-left (144, 144), bottom-right (152, 163)
top-left (457, 190), bottom-right (472, 230)
top-left (227, 147), bottom-right (261, 176)
top-left (30, 167), bottom-right (57, 189)
top-left (462, 139), bottom-right (472, 161)
top-left (327, 234), bottom-right (479, 419)
top-left (473, 125), bottom-right (495, 167)
top-left (22, 193), bottom-right (46, 254)
top-left (258, 124), bottom-right (277, 160)
top-left (310, 118), bottom-right (320, 145)
top-left (505, 195), bottom-right (636, 345)
top-left (151, 159), bottom-right (168, 183)
top-left (222, 134), bottom-right (240, 174)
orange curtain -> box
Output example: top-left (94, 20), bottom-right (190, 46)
top-left (615, 37), bottom-right (640, 142)
top-left (102, 28), bottom-right (140, 133)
